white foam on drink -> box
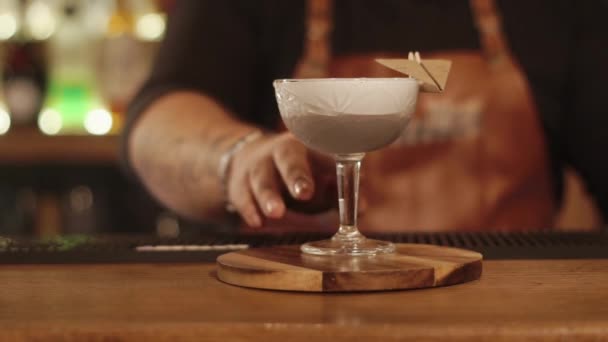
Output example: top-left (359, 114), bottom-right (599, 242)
top-left (284, 111), bottom-right (410, 154)
top-left (274, 78), bottom-right (419, 154)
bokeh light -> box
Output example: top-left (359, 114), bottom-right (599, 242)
top-left (38, 108), bottom-right (63, 135)
top-left (0, 106), bottom-right (11, 135)
top-left (84, 108), bottom-right (113, 135)
top-left (25, 1), bottom-right (56, 40)
top-left (0, 13), bottom-right (18, 40)
top-left (135, 13), bottom-right (165, 41)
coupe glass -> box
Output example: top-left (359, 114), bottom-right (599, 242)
top-left (273, 78), bottom-right (419, 256)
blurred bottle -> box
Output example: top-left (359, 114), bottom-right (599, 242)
top-left (1, 0), bottom-right (47, 129)
top-left (2, 42), bottom-right (46, 128)
top-left (98, 0), bottom-right (164, 130)
top-left (61, 184), bottom-right (104, 234)
top-left (41, 0), bottom-right (110, 135)
top-left (0, 184), bottom-right (37, 235)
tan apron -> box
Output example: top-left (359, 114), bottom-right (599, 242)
top-left (291, 0), bottom-right (555, 232)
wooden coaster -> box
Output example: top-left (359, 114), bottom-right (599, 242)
top-left (216, 244), bottom-right (482, 292)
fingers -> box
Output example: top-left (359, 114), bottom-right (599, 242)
top-left (227, 134), bottom-right (332, 227)
top-left (248, 158), bottom-right (285, 219)
top-left (227, 172), bottom-right (262, 228)
top-left (273, 141), bottom-right (315, 200)
top-left (229, 159), bottom-right (286, 227)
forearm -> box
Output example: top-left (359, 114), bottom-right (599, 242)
top-left (128, 91), bottom-right (259, 221)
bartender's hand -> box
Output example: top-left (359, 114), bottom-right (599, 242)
top-left (226, 132), bottom-right (338, 227)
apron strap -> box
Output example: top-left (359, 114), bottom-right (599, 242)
top-left (293, 0), bottom-right (332, 78)
top-left (469, 0), bottom-right (510, 65)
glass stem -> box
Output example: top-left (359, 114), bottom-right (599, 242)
top-left (334, 153), bottom-right (365, 242)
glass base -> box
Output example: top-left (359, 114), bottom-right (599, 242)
top-left (301, 237), bottom-right (396, 256)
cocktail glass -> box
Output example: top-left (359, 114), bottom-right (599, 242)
top-left (273, 78), bottom-right (419, 256)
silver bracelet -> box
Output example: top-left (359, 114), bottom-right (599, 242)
top-left (217, 130), bottom-right (264, 212)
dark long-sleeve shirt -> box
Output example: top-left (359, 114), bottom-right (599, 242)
top-left (125, 0), bottom-right (608, 222)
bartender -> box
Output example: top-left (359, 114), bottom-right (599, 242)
top-left (123, 0), bottom-right (608, 232)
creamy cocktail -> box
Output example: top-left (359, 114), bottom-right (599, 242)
top-left (274, 78), bottom-right (419, 255)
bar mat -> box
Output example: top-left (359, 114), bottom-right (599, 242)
top-left (0, 231), bottom-right (606, 264)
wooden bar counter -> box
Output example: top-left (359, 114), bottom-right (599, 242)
top-left (0, 259), bottom-right (607, 341)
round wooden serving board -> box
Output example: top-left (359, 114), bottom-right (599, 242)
top-left (216, 244), bottom-right (482, 292)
